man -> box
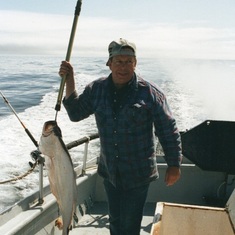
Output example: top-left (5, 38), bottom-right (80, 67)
top-left (59, 38), bottom-right (182, 235)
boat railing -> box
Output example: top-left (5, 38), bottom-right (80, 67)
top-left (35, 133), bottom-right (185, 204)
top-left (1, 131), bottom-right (195, 208)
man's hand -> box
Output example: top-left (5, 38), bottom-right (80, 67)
top-left (165, 166), bottom-right (181, 186)
top-left (59, 61), bottom-right (75, 99)
top-left (59, 61), bottom-right (74, 80)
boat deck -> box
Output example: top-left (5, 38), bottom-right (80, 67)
top-left (1, 161), bottom-right (235, 235)
top-left (70, 202), bottom-right (155, 234)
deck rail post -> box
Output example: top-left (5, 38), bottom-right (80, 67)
top-left (38, 162), bottom-right (44, 204)
top-left (81, 136), bottom-right (90, 175)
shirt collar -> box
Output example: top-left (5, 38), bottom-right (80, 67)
top-left (108, 72), bottom-right (137, 91)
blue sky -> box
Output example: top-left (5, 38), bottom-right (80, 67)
top-left (1, 0), bottom-right (235, 59)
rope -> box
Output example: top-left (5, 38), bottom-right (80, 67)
top-left (0, 162), bottom-right (37, 184)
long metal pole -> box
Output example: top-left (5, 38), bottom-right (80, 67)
top-left (54, 0), bottom-right (82, 116)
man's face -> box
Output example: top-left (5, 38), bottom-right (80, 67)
top-left (109, 55), bottom-right (137, 88)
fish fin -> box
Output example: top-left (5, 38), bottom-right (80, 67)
top-left (55, 217), bottom-right (63, 230)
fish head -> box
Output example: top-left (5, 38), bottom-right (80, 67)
top-left (39, 120), bottom-right (62, 157)
top-left (42, 120), bottom-right (62, 138)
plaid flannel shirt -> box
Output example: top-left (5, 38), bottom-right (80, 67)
top-left (63, 73), bottom-right (182, 189)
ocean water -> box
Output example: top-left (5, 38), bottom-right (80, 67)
top-left (0, 55), bottom-right (235, 213)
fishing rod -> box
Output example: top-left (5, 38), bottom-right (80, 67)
top-left (0, 91), bottom-right (45, 202)
top-left (54, 0), bottom-right (82, 120)
top-left (0, 91), bottom-right (38, 148)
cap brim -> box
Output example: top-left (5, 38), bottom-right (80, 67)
top-left (106, 48), bottom-right (135, 66)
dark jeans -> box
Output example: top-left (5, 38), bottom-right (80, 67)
top-left (103, 179), bottom-right (150, 235)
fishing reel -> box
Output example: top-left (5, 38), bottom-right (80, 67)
top-left (29, 150), bottom-right (45, 167)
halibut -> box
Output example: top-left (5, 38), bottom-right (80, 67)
top-left (39, 120), bottom-right (77, 235)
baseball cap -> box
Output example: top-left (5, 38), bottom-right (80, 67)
top-left (106, 38), bottom-right (136, 65)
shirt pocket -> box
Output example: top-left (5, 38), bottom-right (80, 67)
top-left (126, 102), bottom-right (152, 128)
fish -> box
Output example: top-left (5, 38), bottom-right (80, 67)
top-left (39, 120), bottom-right (77, 235)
